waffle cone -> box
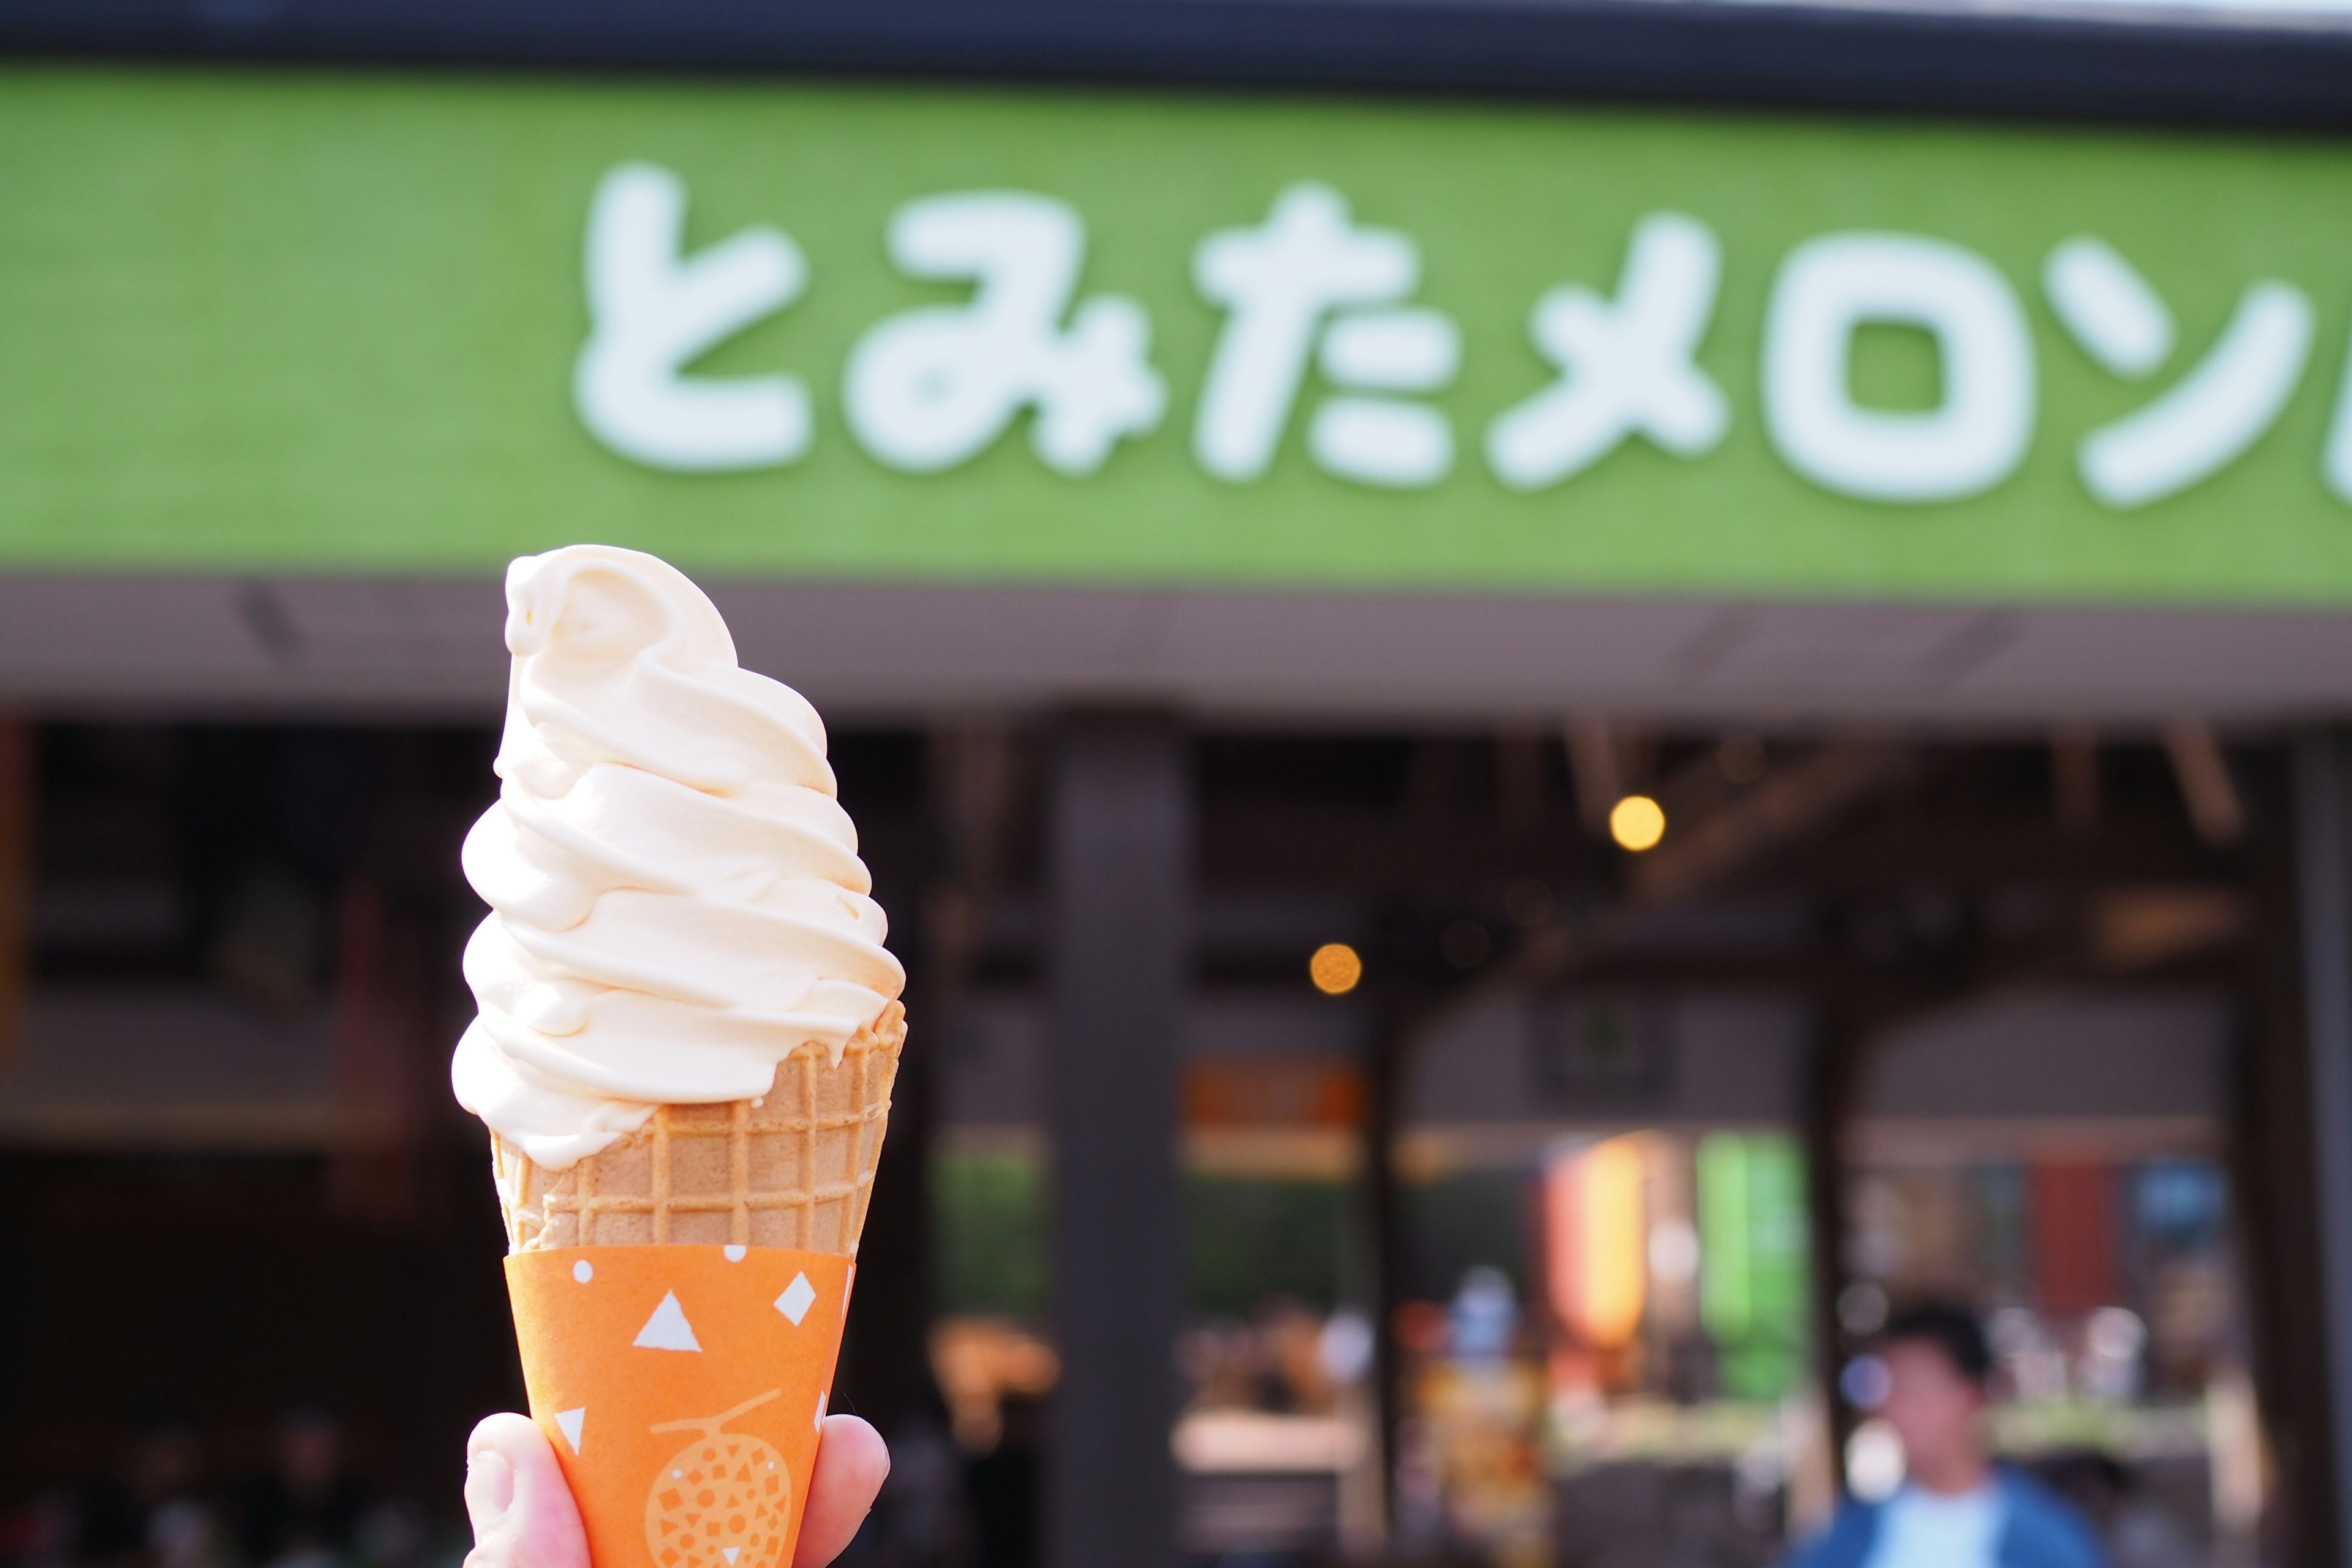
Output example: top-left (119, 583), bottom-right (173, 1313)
top-left (490, 1003), bottom-right (904, 1256)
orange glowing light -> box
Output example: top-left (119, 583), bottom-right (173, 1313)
top-left (1308, 943), bottom-right (1363, 996)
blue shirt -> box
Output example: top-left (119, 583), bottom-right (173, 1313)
top-left (1787, 1469), bottom-right (2109, 1568)
top-left (1864, 1483), bottom-right (2004, 1568)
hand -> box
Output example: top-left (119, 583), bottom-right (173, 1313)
top-left (462, 1412), bottom-right (891, 1568)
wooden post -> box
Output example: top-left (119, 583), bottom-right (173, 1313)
top-left (0, 718), bottom-right (31, 1071)
top-left (1046, 715), bottom-right (1189, 1568)
top-left (1359, 1003), bottom-right (1409, 1542)
top-left (2292, 731), bottom-right (2352, 1568)
top-left (1801, 1008), bottom-right (1864, 1493)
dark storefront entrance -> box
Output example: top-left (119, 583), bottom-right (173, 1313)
top-left (3, 717), bottom-right (2343, 1567)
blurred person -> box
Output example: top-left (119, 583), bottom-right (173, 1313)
top-left (236, 1401), bottom-right (371, 1568)
top-left (1182, 1320), bottom-right (1262, 1411)
top-left (461, 1411), bottom-right (886, 1568)
top-left (1388, 1416), bottom-right (1447, 1558)
top-left (1788, 1303), bottom-right (2107, 1568)
top-left (963, 1395), bottom-right (1042, 1568)
top-left (1447, 1268), bottom-right (1518, 1363)
top-left (2037, 1453), bottom-right (2196, 1568)
top-left (1256, 1299), bottom-right (1334, 1415)
top-left (61, 1407), bottom-right (219, 1568)
top-left (143, 1502), bottom-right (219, 1568)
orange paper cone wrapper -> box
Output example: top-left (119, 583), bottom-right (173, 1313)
top-left (505, 1246), bottom-right (856, 1568)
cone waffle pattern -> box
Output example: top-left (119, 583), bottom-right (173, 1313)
top-left (491, 1004), bottom-right (903, 1255)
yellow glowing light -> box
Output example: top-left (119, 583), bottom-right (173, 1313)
top-left (1308, 943), bottom-right (1363, 996)
top-left (1609, 794), bottom-right (1667, 851)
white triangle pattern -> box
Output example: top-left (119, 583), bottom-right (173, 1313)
top-left (554, 1408), bottom-right (586, 1455)
top-left (814, 1389), bottom-right (827, 1431)
top-left (633, 1291), bottom-right (703, 1352)
top-left (723, 1550), bottom-right (740, 1563)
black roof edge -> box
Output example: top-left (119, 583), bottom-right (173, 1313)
top-left (4, 0), bottom-right (2352, 133)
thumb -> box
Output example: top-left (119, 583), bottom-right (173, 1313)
top-left (465, 1414), bottom-right (589, 1568)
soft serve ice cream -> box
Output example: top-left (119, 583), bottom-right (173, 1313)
top-left (451, 544), bottom-right (905, 1167)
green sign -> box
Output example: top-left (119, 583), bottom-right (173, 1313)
top-left (1697, 1133), bottom-right (1811, 1401)
top-left (6, 65), bottom-right (2352, 604)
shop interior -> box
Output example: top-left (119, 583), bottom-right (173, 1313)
top-left (0, 712), bottom-right (2309, 1568)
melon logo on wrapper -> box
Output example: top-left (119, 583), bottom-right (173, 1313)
top-left (645, 1389), bottom-right (791, 1568)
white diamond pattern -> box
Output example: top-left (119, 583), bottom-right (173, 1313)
top-left (775, 1272), bottom-right (818, 1326)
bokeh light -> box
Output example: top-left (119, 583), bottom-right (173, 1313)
top-left (1308, 941), bottom-right (1363, 995)
top-left (1610, 793), bottom-right (1667, 851)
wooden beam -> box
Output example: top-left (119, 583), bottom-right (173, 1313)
top-left (2167, 718), bottom-right (2247, 848)
top-left (1496, 728), bottom-right (1546, 832)
top-left (1787, 814), bottom-right (2239, 895)
top-left (1627, 743), bottom-right (1913, 907)
top-left (2052, 725), bottom-right (2100, 832)
top-left (1415, 743), bottom-right (1917, 1035)
top-left (1564, 719), bottom-right (1624, 834)
top-left (1200, 806), bottom-right (1607, 894)
top-left (1197, 802), bottom-right (2229, 899)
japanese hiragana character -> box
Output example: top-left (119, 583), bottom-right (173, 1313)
top-left (844, 192), bottom-right (1165, 477)
top-left (2045, 235), bottom-right (2314, 510)
top-left (573, 162), bottom-right (812, 472)
top-left (1194, 184), bottom-right (1459, 488)
top-left (1486, 213), bottom-right (1728, 492)
top-left (1763, 232), bottom-right (2036, 503)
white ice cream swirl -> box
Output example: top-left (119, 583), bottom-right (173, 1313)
top-left (451, 545), bottom-right (904, 1168)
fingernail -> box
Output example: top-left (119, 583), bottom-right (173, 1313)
top-left (465, 1448), bottom-right (516, 1537)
